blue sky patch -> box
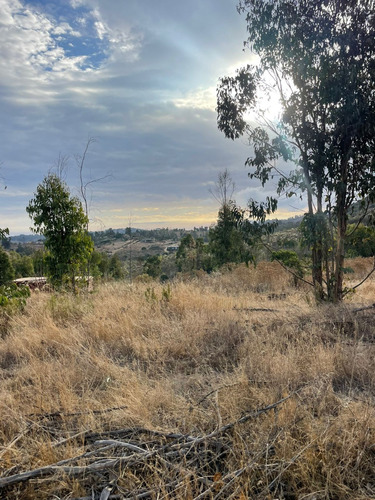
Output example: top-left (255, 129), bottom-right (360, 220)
top-left (25, 0), bottom-right (109, 70)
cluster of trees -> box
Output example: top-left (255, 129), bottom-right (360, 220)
top-left (90, 226), bottom-right (210, 246)
top-left (1, 173), bottom-right (127, 291)
top-left (216, 0), bottom-right (375, 302)
top-left (175, 203), bottom-right (257, 274)
top-left (3, 0), bottom-right (375, 302)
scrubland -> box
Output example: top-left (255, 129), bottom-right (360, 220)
top-left (0, 259), bottom-right (375, 499)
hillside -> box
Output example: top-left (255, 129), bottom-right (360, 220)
top-left (1, 259), bottom-right (375, 498)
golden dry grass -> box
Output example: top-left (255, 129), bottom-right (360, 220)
top-left (0, 260), bottom-right (375, 499)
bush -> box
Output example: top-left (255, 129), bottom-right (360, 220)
top-left (0, 283), bottom-right (30, 310)
top-left (271, 249), bottom-right (304, 286)
top-left (0, 283), bottom-right (30, 336)
top-left (0, 248), bottom-right (15, 285)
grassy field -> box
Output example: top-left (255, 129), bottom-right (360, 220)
top-left (1, 259), bottom-right (375, 499)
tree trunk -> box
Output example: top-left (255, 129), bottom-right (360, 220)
top-left (333, 152), bottom-right (350, 302)
top-left (334, 200), bottom-right (347, 302)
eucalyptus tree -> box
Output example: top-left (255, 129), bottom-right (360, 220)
top-left (217, 0), bottom-right (375, 301)
top-left (209, 202), bottom-right (253, 267)
top-left (27, 174), bottom-right (93, 291)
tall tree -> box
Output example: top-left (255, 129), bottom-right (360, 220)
top-left (27, 174), bottom-right (93, 290)
top-left (217, 0), bottom-right (375, 301)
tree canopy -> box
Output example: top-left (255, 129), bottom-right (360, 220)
top-left (27, 174), bottom-right (93, 290)
top-left (217, 0), bottom-right (375, 301)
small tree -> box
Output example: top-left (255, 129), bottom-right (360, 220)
top-left (345, 224), bottom-right (375, 258)
top-left (143, 255), bottom-right (162, 279)
top-left (0, 248), bottom-right (15, 285)
top-left (109, 254), bottom-right (125, 279)
top-left (209, 202), bottom-right (253, 267)
top-left (27, 174), bottom-right (93, 290)
top-left (271, 249), bottom-right (303, 287)
top-left (176, 235), bottom-right (197, 273)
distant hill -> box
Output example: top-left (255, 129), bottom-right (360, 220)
top-left (274, 215), bottom-right (304, 232)
top-left (10, 234), bottom-right (44, 243)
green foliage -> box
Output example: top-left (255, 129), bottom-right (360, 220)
top-left (176, 234), bottom-right (213, 273)
top-left (0, 227), bottom-right (9, 241)
top-left (209, 202), bottom-right (254, 268)
top-left (217, 0), bottom-right (375, 301)
top-left (176, 234), bottom-right (196, 272)
top-left (8, 251), bottom-right (34, 278)
top-left (161, 284), bottom-right (172, 302)
top-left (109, 254), bottom-right (125, 279)
top-left (276, 236), bottom-right (296, 249)
top-left (0, 283), bottom-right (30, 311)
top-left (299, 213), bottom-right (332, 258)
top-left (1, 234), bottom-right (11, 249)
top-left (26, 174), bottom-right (93, 289)
top-left (65, 249), bottom-right (125, 282)
top-left (32, 249), bottom-right (48, 277)
top-left (345, 224), bottom-right (375, 258)
top-left (145, 286), bottom-right (158, 303)
top-left (271, 249), bottom-right (303, 286)
top-left (143, 255), bottom-right (162, 279)
top-left (144, 284), bottom-right (172, 305)
top-left (0, 283), bottom-right (29, 337)
top-left (0, 248), bottom-right (15, 285)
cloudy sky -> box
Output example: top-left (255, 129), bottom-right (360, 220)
top-left (0, 0), bottom-right (305, 235)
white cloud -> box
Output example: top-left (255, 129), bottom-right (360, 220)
top-left (173, 86), bottom-right (216, 111)
top-left (0, 0), bottom-right (141, 107)
top-left (94, 19), bottom-right (107, 40)
top-left (53, 22), bottom-right (81, 37)
top-left (69, 0), bottom-right (86, 8)
top-left (0, 0), bottom-right (283, 234)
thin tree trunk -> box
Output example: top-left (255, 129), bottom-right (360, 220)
top-left (334, 154), bottom-right (349, 302)
top-left (334, 202), bottom-right (347, 302)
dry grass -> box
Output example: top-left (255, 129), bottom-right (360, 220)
top-left (0, 260), bottom-right (375, 499)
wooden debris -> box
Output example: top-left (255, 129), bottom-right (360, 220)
top-left (0, 394), bottom-right (296, 497)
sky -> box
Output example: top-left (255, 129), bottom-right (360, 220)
top-left (0, 0), bottom-right (306, 235)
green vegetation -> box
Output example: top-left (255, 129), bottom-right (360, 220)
top-left (271, 249), bottom-right (303, 286)
top-left (143, 255), bottom-right (162, 279)
top-left (0, 283), bottom-right (30, 310)
top-left (26, 174), bottom-right (93, 291)
top-left (0, 247), bottom-right (15, 285)
top-left (217, 0), bottom-right (375, 302)
top-left (208, 201), bottom-right (253, 267)
top-left (345, 224), bottom-right (375, 258)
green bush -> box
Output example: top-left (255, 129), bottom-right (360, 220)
top-left (0, 248), bottom-right (15, 285)
top-left (0, 283), bottom-right (30, 336)
top-left (271, 249), bottom-right (304, 286)
top-left (0, 283), bottom-right (30, 310)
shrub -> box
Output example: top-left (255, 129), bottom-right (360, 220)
top-left (0, 283), bottom-right (30, 336)
top-left (271, 249), bottom-right (304, 286)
